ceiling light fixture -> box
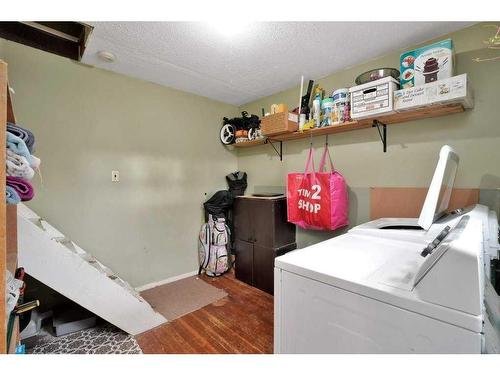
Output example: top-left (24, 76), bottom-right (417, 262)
top-left (97, 50), bottom-right (116, 63)
top-left (207, 21), bottom-right (251, 37)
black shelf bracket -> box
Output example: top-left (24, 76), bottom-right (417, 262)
top-left (264, 138), bottom-right (283, 161)
top-left (372, 120), bottom-right (387, 152)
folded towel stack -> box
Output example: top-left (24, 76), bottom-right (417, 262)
top-left (6, 176), bottom-right (34, 201)
top-left (5, 123), bottom-right (40, 204)
top-left (7, 122), bottom-right (35, 153)
top-left (6, 149), bottom-right (34, 179)
top-left (6, 185), bottom-right (21, 204)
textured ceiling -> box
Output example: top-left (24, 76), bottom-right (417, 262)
top-left (81, 22), bottom-right (473, 105)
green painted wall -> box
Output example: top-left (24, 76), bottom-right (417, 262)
top-left (1, 39), bottom-right (239, 287)
top-left (238, 22), bottom-right (500, 247)
top-left (1, 22), bottom-right (498, 286)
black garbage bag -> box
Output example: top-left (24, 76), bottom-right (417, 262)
top-left (203, 190), bottom-right (234, 221)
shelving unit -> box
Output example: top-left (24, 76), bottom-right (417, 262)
top-left (0, 60), bottom-right (7, 355)
top-left (233, 103), bottom-right (466, 157)
top-left (270, 120), bottom-right (369, 141)
top-left (1, 60), bottom-right (21, 354)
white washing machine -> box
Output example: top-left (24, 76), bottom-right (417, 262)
top-left (274, 146), bottom-right (500, 353)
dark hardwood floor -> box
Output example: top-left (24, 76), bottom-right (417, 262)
top-left (135, 272), bottom-right (274, 354)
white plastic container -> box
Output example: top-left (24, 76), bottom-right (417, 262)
top-left (349, 77), bottom-right (399, 119)
top-left (321, 98), bottom-right (335, 127)
top-left (313, 95), bottom-right (321, 128)
top-left (332, 88), bottom-right (349, 104)
top-left (333, 99), bottom-right (349, 124)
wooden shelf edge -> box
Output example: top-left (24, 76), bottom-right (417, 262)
top-left (0, 56), bottom-right (8, 356)
top-left (6, 252), bottom-right (17, 276)
top-left (232, 138), bottom-right (266, 148)
top-left (357, 103), bottom-right (465, 126)
top-left (7, 85), bottom-right (16, 124)
top-left (233, 102), bottom-right (466, 148)
top-left (269, 121), bottom-right (371, 142)
top-left (7, 316), bottom-right (19, 354)
top-left (6, 204), bottom-right (18, 275)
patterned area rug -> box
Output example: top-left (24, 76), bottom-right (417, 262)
top-left (26, 323), bottom-right (142, 354)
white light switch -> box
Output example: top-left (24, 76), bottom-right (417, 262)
top-left (111, 170), bottom-right (120, 182)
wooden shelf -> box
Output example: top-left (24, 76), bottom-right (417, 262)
top-left (6, 205), bottom-right (18, 275)
top-left (270, 121), bottom-right (371, 142)
top-left (232, 138), bottom-right (266, 148)
top-left (6, 252), bottom-right (17, 276)
top-left (356, 102), bottom-right (465, 126)
top-left (233, 103), bottom-right (466, 147)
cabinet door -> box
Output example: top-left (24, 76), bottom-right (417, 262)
top-left (251, 198), bottom-right (296, 248)
top-left (233, 198), bottom-right (253, 242)
top-left (273, 198), bottom-right (297, 247)
top-left (234, 239), bottom-right (253, 286)
top-left (253, 244), bottom-right (275, 295)
top-left (251, 199), bottom-right (275, 248)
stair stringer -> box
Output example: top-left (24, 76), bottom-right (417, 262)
top-left (17, 204), bottom-right (167, 335)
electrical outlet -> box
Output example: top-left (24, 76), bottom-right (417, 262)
top-left (111, 170), bottom-right (119, 182)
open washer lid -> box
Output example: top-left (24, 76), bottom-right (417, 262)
top-left (418, 145), bottom-right (459, 230)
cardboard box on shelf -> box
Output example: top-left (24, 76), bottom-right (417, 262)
top-left (394, 74), bottom-right (473, 112)
top-left (260, 112), bottom-right (298, 136)
top-left (349, 77), bottom-right (399, 120)
top-left (400, 39), bottom-right (454, 89)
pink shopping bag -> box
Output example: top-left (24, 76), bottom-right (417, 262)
top-left (287, 146), bottom-right (349, 230)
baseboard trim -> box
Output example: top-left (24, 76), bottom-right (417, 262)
top-left (135, 270), bottom-right (199, 292)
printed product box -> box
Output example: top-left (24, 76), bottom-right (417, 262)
top-left (394, 74), bottom-right (473, 111)
top-left (349, 77), bottom-right (399, 119)
top-left (400, 39), bottom-right (454, 89)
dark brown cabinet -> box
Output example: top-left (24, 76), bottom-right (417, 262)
top-left (233, 196), bottom-right (296, 294)
top-left (234, 239), bottom-right (253, 286)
